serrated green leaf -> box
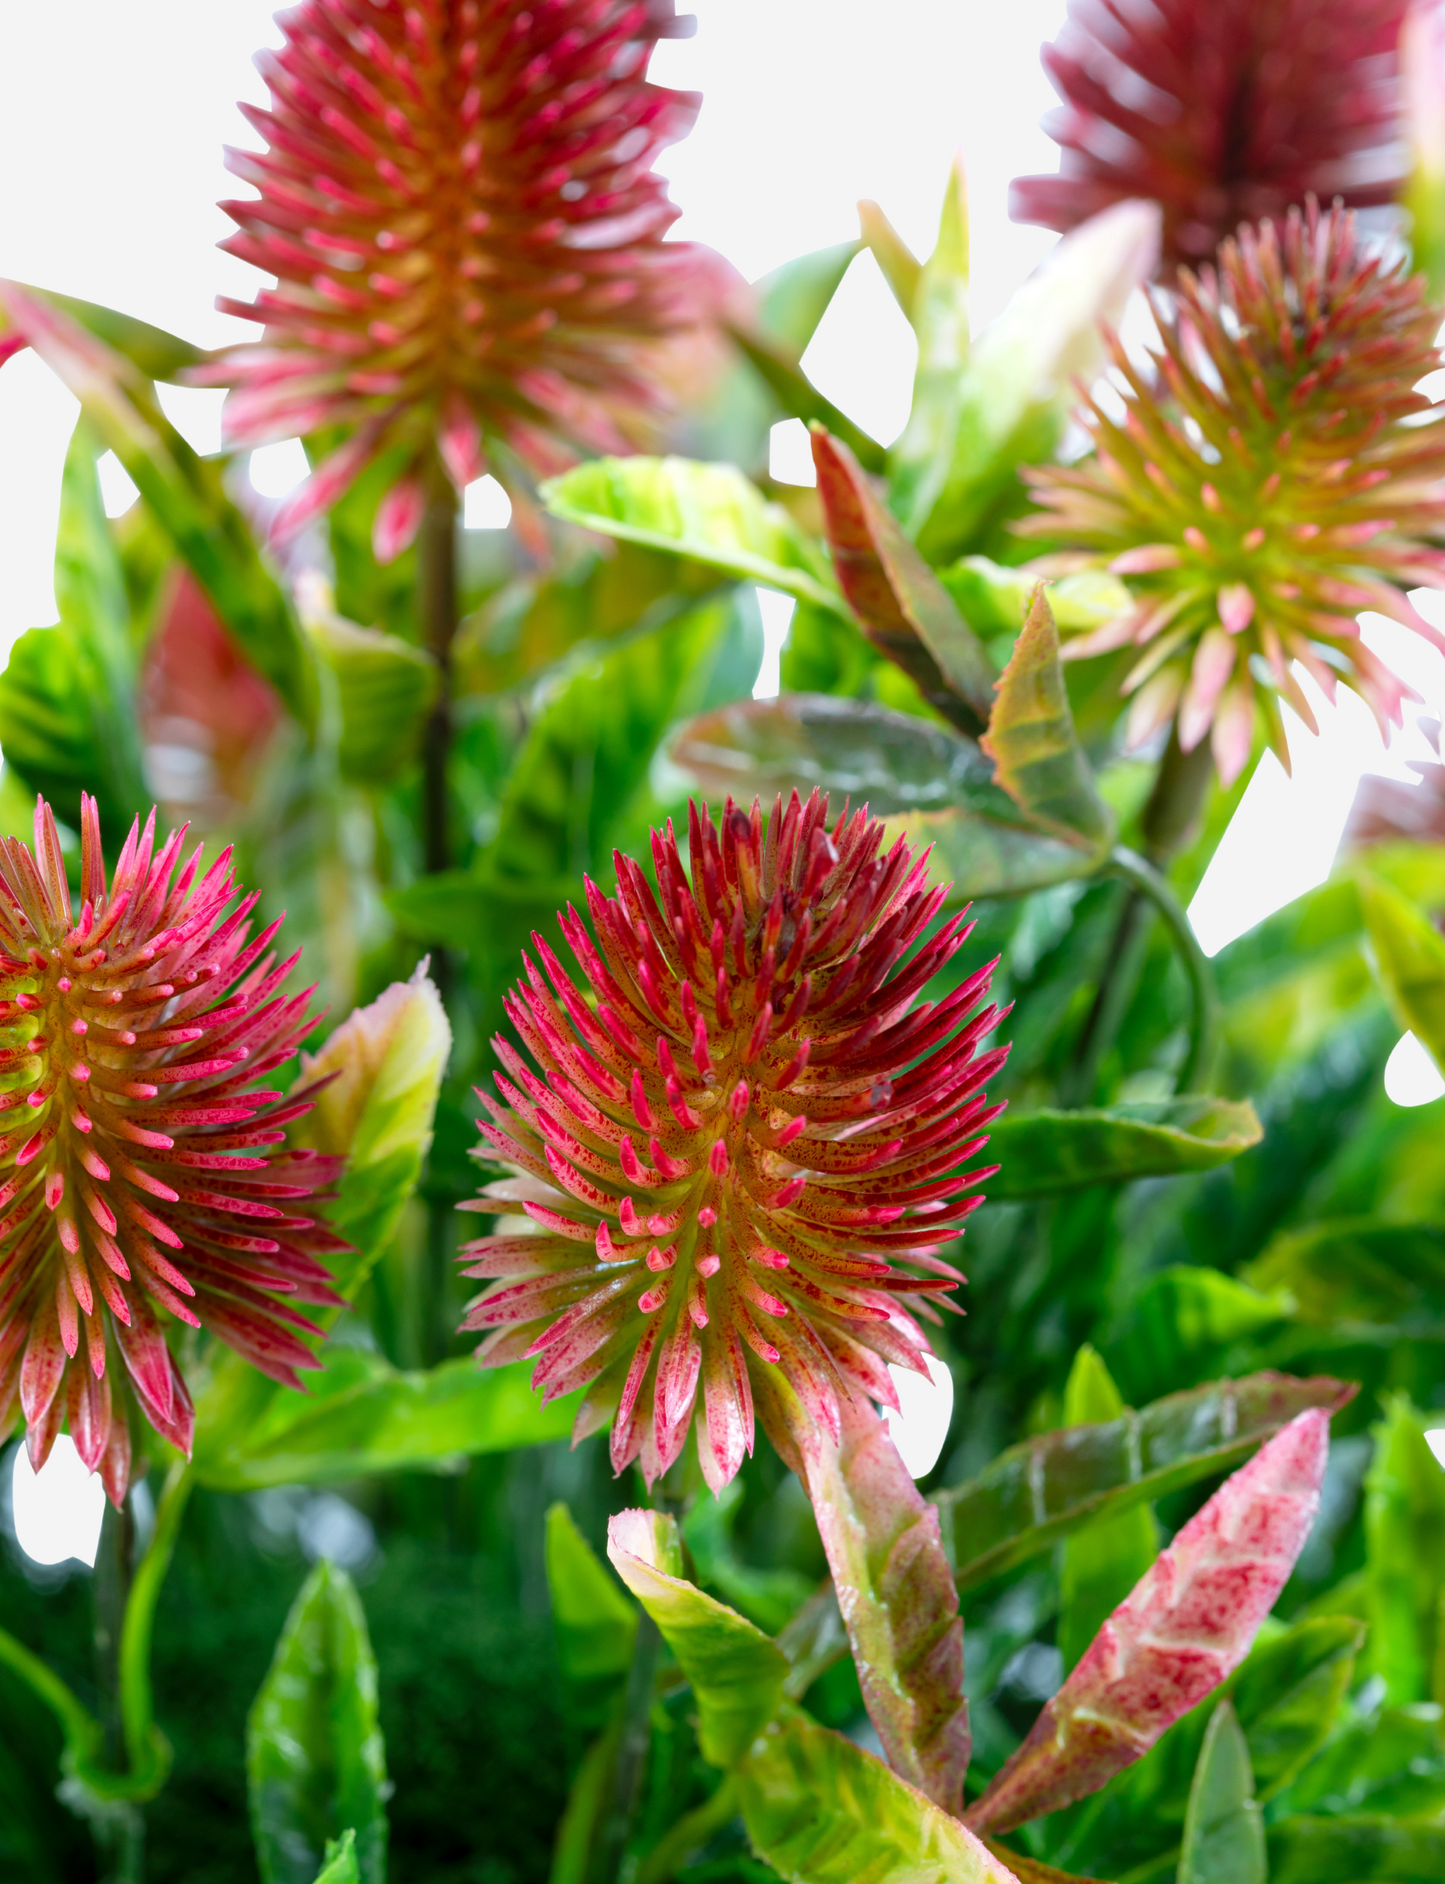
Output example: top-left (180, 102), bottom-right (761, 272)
top-left (1365, 1395), bottom-right (1445, 1705)
top-left (539, 456), bottom-right (843, 615)
top-left (607, 1510), bottom-right (787, 1770)
top-left (546, 1504), bottom-right (637, 1689)
top-left (1059, 1348), bottom-right (1158, 1672)
top-left (935, 1371), bottom-right (1353, 1594)
top-left (736, 1706), bottom-right (1021, 1884)
top-left (1266, 1815), bottom-right (1445, 1882)
top-left (0, 280), bottom-right (318, 728)
top-left (305, 612), bottom-right (438, 783)
top-left (670, 694), bottom-right (1102, 902)
top-left (981, 587), bottom-right (1115, 854)
top-left (1178, 1703), bottom-right (1265, 1884)
top-left (811, 428), bottom-right (996, 734)
top-left (0, 417), bottom-right (148, 844)
top-left (985, 1097), bottom-right (1263, 1199)
top-left (1357, 871), bottom-right (1445, 1069)
top-left (247, 1563), bottom-right (388, 1884)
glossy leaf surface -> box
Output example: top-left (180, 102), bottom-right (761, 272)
top-left (965, 1411), bottom-right (1329, 1832)
top-left (737, 1706), bottom-right (1021, 1884)
top-left (811, 427), bottom-right (996, 734)
top-left (1058, 1348), bottom-right (1157, 1673)
top-left (306, 612), bottom-right (438, 783)
top-left (985, 1098), bottom-right (1263, 1198)
top-left (247, 1563), bottom-right (388, 1884)
top-left (540, 456), bottom-right (843, 613)
top-left (937, 1372), bottom-right (1352, 1596)
top-left (607, 1509), bottom-right (788, 1769)
top-left (1365, 1395), bottom-right (1445, 1704)
top-left (1177, 1703), bottom-right (1266, 1884)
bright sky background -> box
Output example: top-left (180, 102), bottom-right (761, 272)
top-left (0, 0), bottom-right (1441, 977)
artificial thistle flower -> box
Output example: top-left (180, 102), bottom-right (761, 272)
top-left (1010, 0), bottom-right (1410, 270)
top-left (461, 790), bottom-right (1008, 1491)
top-left (1021, 201), bottom-right (1445, 785)
top-left (205, 0), bottom-right (708, 559)
top-left (0, 797), bottom-right (344, 1504)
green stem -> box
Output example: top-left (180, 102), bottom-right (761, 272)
top-left (590, 1609), bottom-right (662, 1884)
top-left (635, 1775), bottom-right (739, 1884)
top-left (1057, 881), bottom-right (1154, 1109)
top-left (1109, 846), bottom-right (1218, 1093)
top-left (0, 1623), bottom-right (103, 1757)
top-left (94, 1491), bottom-right (135, 1775)
top-left (119, 1462), bottom-right (192, 1781)
top-left (418, 481), bottom-right (459, 879)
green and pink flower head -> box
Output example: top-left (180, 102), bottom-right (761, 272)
top-left (0, 797), bottom-right (343, 1504)
top-left (205, 0), bottom-right (711, 559)
top-left (462, 791), bottom-right (1008, 1489)
top-left (1024, 199), bottom-right (1445, 783)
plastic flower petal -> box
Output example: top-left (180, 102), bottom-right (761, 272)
top-left (207, 0), bottom-right (708, 556)
top-left (1011, 0), bottom-right (1410, 270)
top-left (0, 796), bottom-right (343, 1504)
top-left (461, 790), bottom-right (1008, 1492)
top-left (1022, 201), bottom-right (1445, 784)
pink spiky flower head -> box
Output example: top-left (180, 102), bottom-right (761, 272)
top-left (461, 792), bottom-right (1008, 1491)
top-left (207, 0), bottom-right (707, 559)
top-left (0, 797), bottom-right (344, 1505)
top-left (1021, 201), bottom-right (1445, 785)
top-left (1010, 0), bottom-right (1410, 272)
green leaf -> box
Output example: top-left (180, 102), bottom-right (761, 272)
top-left (1365, 1395), bottom-right (1445, 1705)
top-left (1243, 1219), bottom-right (1445, 1333)
top-left (1059, 1348), bottom-right (1158, 1672)
top-left (682, 1482), bottom-right (814, 1635)
top-left (939, 558), bottom-right (1133, 643)
top-left (247, 1562), bottom-right (388, 1884)
top-left (1108, 1267), bottom-right (1293, 1406)
top-left (190, 1353), bottom-right (576, 1492)
top-left (607, 1509), bottom-right (788, 1770)
top-left (539, 456), bottom-right (843, 615)
top-left (886, 156), bottom-right (972, 531)
top-left (981, 586), bottom-right (1115, 854)
top-left (6, 283), bottom-right (207, 381)
top-left (889, 200), bottom-right (1159, 562)
top-left (670, 694), bottom-right (1105, 901)
top-left (305, 611), bottom-right (438, 784)
top-left (1281, 1702), bottom-right (1445, 1819)
top-left (736, 1706), bottom-right (1021, 1884)
top-left (935, 1371), bottom-right (1353, 1594)
top-left (1178, 1703), bottom-right (1266, 1884)
top-left (545, 1503), bottom-right (637, 1689)
top-left (811, 427), bottom-right (997, 735)
top-left (1357, 870), bottom-right (1445, 1070)
top-left (1266, 1815), bottom-right (1445, 1882)
top-left (755, 240), bottom-right (861, 352)
top-left (985, 1097), bottom-right (1263, 1199)
top-left (547, 1723), bottom-right (621, 1884)
top-left (0, 280), bottom-right (318, 729)
top-left (1403, 5), bottom-right (1445, 297)
top-left (311, 1831), bottom-right (360, 1884)
top-left (858, 201), bottom-right (922, 318)
top-left (0, 418), bottom-right (148, 844)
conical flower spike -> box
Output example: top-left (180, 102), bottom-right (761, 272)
top-left (0, 796), bottom-right (343, 1504)
top-left (1011, 0), bottom-right (1410, 271)
top-left (206, 0), bottom-right (709, 555)
top-left (1022, 201), bottom-right (1445, 785)
top-left (461, 791), bottom-right (1009, 1490)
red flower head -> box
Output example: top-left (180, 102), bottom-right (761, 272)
top-left (0, 797), bottom-right (343, 1504)
top-left (1021, 201), bottom-right (1445, 784)
top-left (462, 792), bottom-right (1008, 1491)
top-left (207, 0), bottom-right (708, 558)
top-left (1011, 0), bottom-right (1410, 271)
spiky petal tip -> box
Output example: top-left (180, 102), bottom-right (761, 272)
top-left (0, 796), bottom-right (344, 1504)
top-left (461, 791), bottom-right (1008, 1492)
top-left (1010, 0), bottom-right (1410, 270)
top-left (205, 0), bottom-right (708, 558)
top-left (1021, 200), bottom-right (1445, 786)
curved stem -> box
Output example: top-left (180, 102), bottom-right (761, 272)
top-left (119, 1461), bottom-right (192, 1780)
top-left (636, 1775), bottom-right (738, 1884)
top-left (0, 1622), bottom-right (102, 1757)
top-left (1108, 846), bottom-right (1218, 1093)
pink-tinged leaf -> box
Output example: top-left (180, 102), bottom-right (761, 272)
top-left (965, 1408), bottom-right (1330, 1834)
top-left (811, 427), bottom-right (997, 737)
top-left (787, 1382), bottom-right (970, 1815)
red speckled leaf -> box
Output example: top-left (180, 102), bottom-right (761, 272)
top-left (965, 1408), bottom-right (1331, 1834)
top-left (811, 427), bottom-right (997, 736)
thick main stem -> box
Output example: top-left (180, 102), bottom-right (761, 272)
top-left (590, 1610), bottom-right (662, 1884)
top-left (93, 1493), bottom-right (144, 1884)
top-left (419, 482), bottom-right (460, 878)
